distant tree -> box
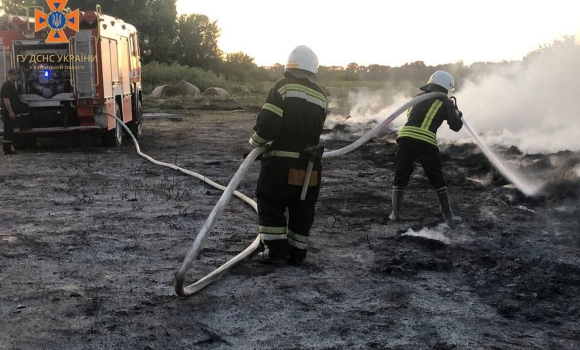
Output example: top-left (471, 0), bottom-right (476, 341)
top-left (174, 14), bottom-right (222, 70)
top-left (0, 0), bottom-right (42, 15)
top-left (135, 0), bottom-right (177, 64)
top-left (265, 63), bottom-right (284, 74)
top-left (175, 14), bottom-right (222, 70)
top-left (221, 52), bottom-right (256, 81)
top-left (365, 64), bottom-right (391, 81)
top-left (316, 66), bottom-right (342, 81)
top-left (225, 52), bottom-right (254, 66)
top-left (524, 35), bottom-right (579, 63)
top-left (346, 62), bottom-right (359, 71)
top-left (262, 63), bottom-right (284, 80)
top-left (1, 0), bottom-right (177, 63)
top-left (70, 0), bottom-right (177, 64)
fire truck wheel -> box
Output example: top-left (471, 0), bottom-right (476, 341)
top-left (128, 100), bottom-right (142, 139)
top-left (102, 103), bottom-right (123, 147)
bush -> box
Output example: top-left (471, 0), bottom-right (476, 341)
top-left (142, 61), bottom-right (272, 99)
top-left (142, 61), bottom-right (231, 92)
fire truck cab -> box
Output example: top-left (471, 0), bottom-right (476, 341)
top-left (0, 5), bottom-right (143, 147)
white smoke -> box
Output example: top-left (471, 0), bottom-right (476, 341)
top-left (323, 90), bottom-right (410, 140)
top-left (402, 224), bottom-right (452, 244)
top-left (441, 40), bottom-right (580, 153)
top-left (327, 38), bottom-right (580, 154)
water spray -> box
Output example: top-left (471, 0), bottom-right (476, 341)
top-left (461, 118), bottom-right (539, 196)
top-left (450, 97), bottom-right (539, 196)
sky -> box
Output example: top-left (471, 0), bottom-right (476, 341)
top-left (176, 0), bottom-right (580, 67)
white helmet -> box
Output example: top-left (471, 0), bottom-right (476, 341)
top-left (420, 70), bottom-right (455, 93)
top-left (285, 45), bottom-right (318, 74)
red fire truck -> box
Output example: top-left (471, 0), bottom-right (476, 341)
top-left (0, 4), bottom-right (144, 147)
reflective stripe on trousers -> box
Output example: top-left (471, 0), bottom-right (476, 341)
top-left (287, 229), bottom-right (308, 250)
top-left (259, 225), bottom-right (287, 241)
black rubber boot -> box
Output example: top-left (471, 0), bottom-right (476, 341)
top-left (389, 188), bottom-right (404, 221)
top-left (288, 245), bottom-right (307, 266)
top-left (436, 188), bottom-right (462, 228)
top-left (3, 141), bottom-right (15, 155)
top-left (257, 248), bottom-right (286, 264)
top-left (257, 240), bottom-right (288, 264)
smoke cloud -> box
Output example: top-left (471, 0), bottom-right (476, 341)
top-left (442, 42), bottom-right (580, 153)
top-left (326, 38), bottom-right (580, 154)
top-left (402, 224), bottom-right (452, 244)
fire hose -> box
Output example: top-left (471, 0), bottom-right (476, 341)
top-left (102, 90), bottom-right (533, 298)
top-left (450, 97), bottom-right (538, 196)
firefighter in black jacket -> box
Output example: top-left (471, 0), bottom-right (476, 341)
top-left (390, 70), bottom-right (463, 227)
top-left (248, 45), bottom-right (327, 265)
top-left (1, 69), bottom-right (29, 155)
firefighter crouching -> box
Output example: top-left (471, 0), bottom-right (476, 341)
top-left (248, 45), bottom-right (328, 265)
top-left (390, 70), bottom-right (464, 228)
top-left (1, 69), bottom-right (30, 155)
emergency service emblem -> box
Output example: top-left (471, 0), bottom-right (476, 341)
top-left (35, 0), bottom-right (80, 43)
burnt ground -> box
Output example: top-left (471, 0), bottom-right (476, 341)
top-left (0, 110), bottom-right (579, 350)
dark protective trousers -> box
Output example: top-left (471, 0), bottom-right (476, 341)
top-left (393, 137), bottom-right (447, 190)
top-left (256, 165), bottom-right (321, 261)
top-left (1, 114), bottom-right (14, 153)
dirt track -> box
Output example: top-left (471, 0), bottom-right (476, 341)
top-left (1, 110), bottom-right (579, 349)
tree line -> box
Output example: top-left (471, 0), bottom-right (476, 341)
top-left (2, 1), bottom-right (578, 88)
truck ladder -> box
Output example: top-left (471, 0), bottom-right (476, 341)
top-left (0, 47), bottom-right (8, 84)
top-left (73, 30), bottom-right (95, 98)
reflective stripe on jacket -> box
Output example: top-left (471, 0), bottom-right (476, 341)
top-left (251, 72), bottom-right (327, 169)
top-left (397, 92), bottom-right (463, 148)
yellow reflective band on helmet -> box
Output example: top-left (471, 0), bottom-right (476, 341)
top-left (407, 107), bottom-right (413, 119)
top-left (251, 132), bottom-right (268, 144)
top-left (420, 100), bottom-right (443, 129)
top-left (263, 150), bottom-right (301, 159)
top-left (278, 84), bottom-right (326, 103)
top-left (259, 226), bottom-right (287, 234)
top-left (262, 103), bottom-right (284, 117)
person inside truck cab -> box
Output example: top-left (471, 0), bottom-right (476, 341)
top-left (1, 68), bottom-right (29, 155)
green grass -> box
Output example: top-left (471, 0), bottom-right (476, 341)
top-left (143, 94), bottom-right (265, 114)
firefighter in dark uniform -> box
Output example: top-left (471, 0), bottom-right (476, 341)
top-left (1, 68), bottom-right (28, 155)
top-left (248, 45), bottom-right (327, 265)
top-left (390, 70), bottom-right (463, 227)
